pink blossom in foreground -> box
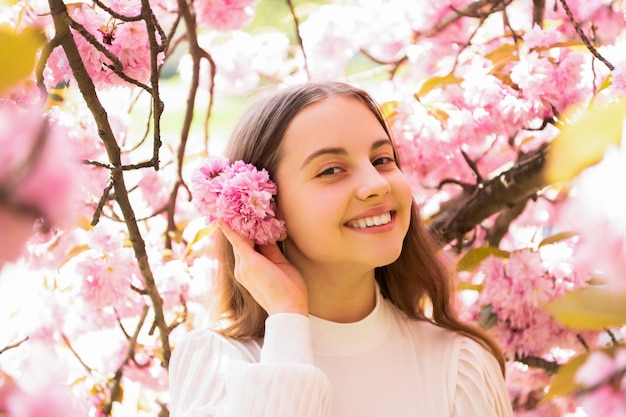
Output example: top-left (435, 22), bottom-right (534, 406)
top-left (0, 104), bottom-right (79, 266)
top-left (0, 209), bottom-right (34, 266)
top-left (191, 155), bottom-right (286, 245)
top-left (1, 343), bottom-right (74, 417)
top-left (557, 145), bottom-right (626, 291)
top-left (579, 385), bottom-right (626, 417)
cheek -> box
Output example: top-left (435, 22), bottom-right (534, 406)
top-left (395, 174), bottom-right (414, 207)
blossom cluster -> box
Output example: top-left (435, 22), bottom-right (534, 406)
top-left (472, 247), bottom-right (593, 358)
top-left (45, 1), bottom-right (165, 90)
top-left (191, 155), bottom-right (286, 245)
top-left (195, 0), bottom-right (259, 31)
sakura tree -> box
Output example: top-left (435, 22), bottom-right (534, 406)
top-left (1, 0), bottom-right (625, 416)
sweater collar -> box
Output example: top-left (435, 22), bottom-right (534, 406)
top-left (309, 284), bottom-right (391, 357)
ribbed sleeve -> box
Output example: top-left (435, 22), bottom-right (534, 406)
top-left (452, 337), bottom-right (513, 417)
top-left (169, 314), bottom-right (332, 417)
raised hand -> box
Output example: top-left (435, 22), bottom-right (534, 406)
top-left (219, 222), bottom-right (309, 316)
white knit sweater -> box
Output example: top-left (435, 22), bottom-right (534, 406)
top-left (168, 287), bottom-right (513, 417)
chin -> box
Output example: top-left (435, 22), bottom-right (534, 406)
top-left (372, 246), bottom-right (404, 268)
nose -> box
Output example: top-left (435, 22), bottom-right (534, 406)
top-left (355, 165), bottom-right (391, 201)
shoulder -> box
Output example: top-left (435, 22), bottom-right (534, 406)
top-left (171, 327), bottom-right (262, 368)
top-left (452, 336), bottom-right (513, 416)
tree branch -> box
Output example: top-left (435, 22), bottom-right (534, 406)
top-left (48, 0), bottom-right (171, 368)
top-left (428, 143), bottom-right (549, 248)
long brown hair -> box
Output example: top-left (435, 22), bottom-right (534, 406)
top-left (212, 82), bottom-right (505, 374)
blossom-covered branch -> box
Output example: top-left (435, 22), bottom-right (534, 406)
top-left (428, 143), bottom-right (549, 248)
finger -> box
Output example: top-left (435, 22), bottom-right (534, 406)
top-left (218, 221), bottom-right (254, 254)
top-left (257, 243), bottom-right (288, 265)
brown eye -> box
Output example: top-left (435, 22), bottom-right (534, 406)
top-left (317, 167), bottom-right (342, 177)
top-left (373, 157), bottom-right (395, 166)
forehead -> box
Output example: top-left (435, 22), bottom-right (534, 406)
top-left (278, 96), bottom-right (388, 159)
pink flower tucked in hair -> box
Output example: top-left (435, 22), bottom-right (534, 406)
top-left (191, 155), bottom-right (286, 245)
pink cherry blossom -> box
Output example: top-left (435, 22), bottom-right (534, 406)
top-left (611, 62), bottom-right (626, 95)
top-left (195, 0), bottom-right (258, 31)
top-left (473, 247), bottom-right (594, 358)
top-left (72, 249), bottom-right (141, 311)
top-left (45, 3), bottom-right (163, 90)
top-left (191, 155), bottom-right (286, 245)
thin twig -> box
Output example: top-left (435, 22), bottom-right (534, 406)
top-left (285, 0), bottom-right (310, 79)
top-left (0, 336), bottom-right (29, 355)
top-left (102, 305), bottom-right (150, 416)
top-left (557, 0), bottom-right (614, 71)
top-left (62, 334), bottom-right (93, 373)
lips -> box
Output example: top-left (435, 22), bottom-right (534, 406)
top-left (346, 211), bottom-right (393, 229)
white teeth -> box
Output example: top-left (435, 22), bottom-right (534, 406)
top-left (350, 212), bottom-right (392, 229)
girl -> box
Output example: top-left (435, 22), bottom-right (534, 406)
top-left (169, 82), bottom-right (514, 417)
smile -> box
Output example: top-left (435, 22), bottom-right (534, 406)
top-left (347, 212), bottom-right (393, 229)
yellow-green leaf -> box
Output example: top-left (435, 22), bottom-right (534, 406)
top-left (543, 287), bottom-right (626, 330)
top-left (595, 73), bottom-right (613, 96)
top-left (0, 27), bottom-right (45, 92)
top-left (59, 244), bottom-right (90, 268)
top-left (380, 100), bottom-right (400, 121)
top-left (542, 351), bottom-right (589, 402)
top-left (416, 74), bottom-right (462, 98)
top-left (457, 282), bottom-right (484, 292)
top-left (456, 247), bottom-right (509, 272)
top-left (183, 225), bottom-right (216, 257)
top-left (485, 43), bottom-right (518, 69)
top-left (544, 100), bottom-right (626, 183)
top-left (538, 231), bottom-right (578, 247)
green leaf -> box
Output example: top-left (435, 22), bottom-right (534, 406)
top-left (538, 231), bottom-right (578, 247)
top-left (479, 304), bottom-right (498, 330)
top-left (456, 247), bottom-right (509, 271)
top-left (544, 100), bottom-right (626, 183)
top-left (543, 287), bottom-right (626, 330)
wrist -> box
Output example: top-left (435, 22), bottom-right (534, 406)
top-left (268, 300), bottom-right (308, 316)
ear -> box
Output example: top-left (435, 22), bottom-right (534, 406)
top-left (277, 231), bottom-right (288, 242)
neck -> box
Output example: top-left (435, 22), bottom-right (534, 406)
top-left (303, 266), bottom-right (377, 323)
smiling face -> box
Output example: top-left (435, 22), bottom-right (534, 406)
top-left (274, 96), bottom-right (414, 278)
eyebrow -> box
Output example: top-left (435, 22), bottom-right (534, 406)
top-left (301, 138), bottom-right (392, 169)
